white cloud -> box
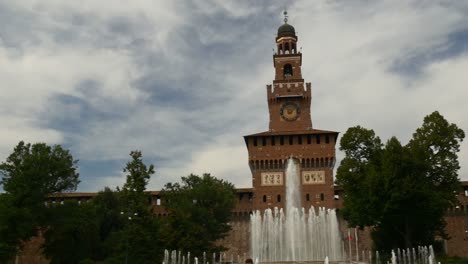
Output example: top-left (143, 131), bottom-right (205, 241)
top-left (1, 0), bottom-right (467, 193)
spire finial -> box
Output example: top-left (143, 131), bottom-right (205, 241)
top-left (283, 10), bottom-right (288, 24)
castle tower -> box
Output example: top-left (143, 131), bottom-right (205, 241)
top-left (244, 14), bottom-right (339, 212)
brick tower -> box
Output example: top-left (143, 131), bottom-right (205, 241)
top-left (244, 15), bottom-right (339, 212)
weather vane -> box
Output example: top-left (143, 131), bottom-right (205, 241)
top-left (283, 10), bottom-right (288, 23)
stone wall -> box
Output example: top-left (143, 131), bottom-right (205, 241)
top-left (218, 213), bottom-right (251, 260)
top-left (16, 231), bottom-right (49, 264)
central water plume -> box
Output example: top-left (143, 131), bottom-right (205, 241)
top-left (250, 158), bottom-right (344, 262)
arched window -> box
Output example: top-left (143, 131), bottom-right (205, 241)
top-left (283, 64), bottom-right (293, 77)
top-left (285, 43), bottom-right (290, 52)
top-left (263, 195), bottom-right (267, 203)
top-left (277, 195), bottom-right (281, 202)
top-left (306, 193), bottom-right (310, 201)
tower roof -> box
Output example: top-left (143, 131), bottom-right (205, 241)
top-left (277, 23), bottom-right (296, 38)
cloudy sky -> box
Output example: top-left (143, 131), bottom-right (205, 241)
top-left (1, 1), bottom-right (467, 192)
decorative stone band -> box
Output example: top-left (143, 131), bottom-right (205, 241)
top-left (302, 170), bottom-right (325, 185)
top-left (260, 172), bottom-right (284, 186)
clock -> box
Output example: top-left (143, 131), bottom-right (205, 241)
top-left (280, 102), bottom-right (300, 121)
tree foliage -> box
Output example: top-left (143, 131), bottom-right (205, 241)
top-left (0, 141), bottom-right (80, 262)
top-left (122, 150), bottom-right (154, 194)
top-left (161, 173), bottom-right (236, 257)
top-left (118, 150), bottom-right (161, 264)
top-left (0, 141), bottom-right (79, 202)
top-left (121, 150), bottom-right (155, 216)
top-left (1, 144), bottom-right (237, 263)
top-left (336, 111), bottom-right (465, 250)
top-left (42, 150), bottom-right (162, 264)
top-left (42, 200), bottom-right (100, 264)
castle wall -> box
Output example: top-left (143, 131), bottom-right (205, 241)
top-left (217, 213), bottom-right (251, 260)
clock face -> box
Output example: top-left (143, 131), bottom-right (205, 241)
top-left (280, 102), bottom-right (300, 121)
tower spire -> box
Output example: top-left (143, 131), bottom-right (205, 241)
top-left (283, 10), bottom-right (288, 24)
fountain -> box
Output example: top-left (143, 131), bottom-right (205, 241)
top-left (161, 157), bottom-right (439, 264)
top-left (250, 158), bottom-right (345, 262)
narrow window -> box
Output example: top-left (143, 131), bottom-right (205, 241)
top-left (280, 136), bottom-right (284, 145)
top-left (307, 135), bottom-right (312, 144)
top-left (263, 195), bottom-right (267, 203)
top-left (253, 137), bottom-right (258, 147)
top-left (289, 136), bottom-right (293, 145)
top-left (283, 63), bottom-right (293, 77)
top-left (157, 198), bottom-right (161, 205)
top-left (465, 189), bottom-right (468, 196)
top-left (320, 193), bottom-right (325, 201)
top-left (306, 193), bottom-right (310, 201)
top-left (316, 135), bottom-right (321, 144)
top-left (325, 135), bottom-right (330, 144)
top-left (298, 135), bottom-right (302, 145)
top-left (277, 195), bottom-right (281, 203)
top-left (271, 136), bottom-right (276, 146)
top-left (239, 194), bottom-right (243, 201)
top-left (262, 137), bottom-right (266, 146)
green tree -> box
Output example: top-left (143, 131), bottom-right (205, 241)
top-left (336, 111), bottom-right (465, 250)
top-left (41, 188), bottom-right (124, 264)
top-left (41, 149), bottom-right (162, 264)
top-left (336, 126), bottom-right (383, 228)
top-left (42, 200), bottom-right (100, 264)
top-left (161, 173), bottom-right (236, 257)
top-left (0, 193), bottom-right (37, 262)
top-left (0, 141), bottom-right (79, 261)
top-left (116, 150), bottom-right (162, 264)
top-left (92, 187), bottom-right (125, 260)
top-left (121, 150), bottom-right (155, 215)
top-left (1, 141), bottom-right (79, 202)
